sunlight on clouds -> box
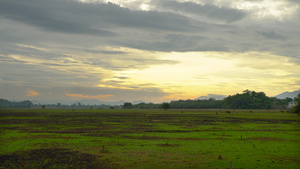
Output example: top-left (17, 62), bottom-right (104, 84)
top-left (16, 44), bottom-right (51, 53)
top-left (26, 89), bottom-right (39, 97)
top-left (6, 43), bottom-right (299, 101)
top-left (79, 0), bottom-right (144, 8)
top-left (6, 44), bottom-right (115, 86)
top-left (77, 0), bottom-right (299, 20)
top-left (1, 0), bottom-right (299, 104)
top-left (93, 52), bottom-right (230, 100)
top-left (232, 0), bottom-right (299, 20)
top-left (96, 84), bottom-right (134, 90)
top-left (140, 3), bottom-right (150, 11)
top-left (229, 52), bottom-right (297, 76)
top-left (107, 51), bottom-right (300, 100)
top-left (9, 54), bottom-right (40, 65)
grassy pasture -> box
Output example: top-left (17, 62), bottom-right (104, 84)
top-left (0, 109), bottom-right (299, 168)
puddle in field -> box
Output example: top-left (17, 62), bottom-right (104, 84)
top-left (0, 148), bottom-right (113, 169)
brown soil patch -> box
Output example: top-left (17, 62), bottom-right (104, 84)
top-left (125, 135), bottom-right (165, 140)
top-left (31, 135), bottom-right (74, 139)
top-left (249, 137), bottom-right (285, 141)
top-left (0, 148), bottom-right (113, 169)
top-left (7, 135), bottom-right (74, 142)
top-left (214, 137), bottom-right (228, 140)
top-left (156, 143), bottom-right (180, 147)
top-left (176, 138), bottom-right (207, 141)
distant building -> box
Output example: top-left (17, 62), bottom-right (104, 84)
top-left (287, 101), bottom-right (298, 109)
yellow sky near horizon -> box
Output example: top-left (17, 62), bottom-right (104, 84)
top-left (94, 48), bottom-right (300, 102)
top-left (7, 44), bottom-right (300, 102)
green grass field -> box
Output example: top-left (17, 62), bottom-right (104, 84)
top-left (0, 109), bottom-right (299, 168)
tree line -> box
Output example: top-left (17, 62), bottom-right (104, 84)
top-left (0, 99), bottom-right (33, 108)
top-left (0, 99), bottom-right (113, 109)
top-left (129, 90), bottom-right (299, 111)
top-left (1, 90), bottom-right (299, 112)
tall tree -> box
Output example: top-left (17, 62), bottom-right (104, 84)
top-left (162, 102), bottom-right (170, 110)
top-left (123, 102), bottom-right (133, 109)
top-left (222, 90), bottom-right (272, 109)
top-left (292, 94), bottom-right (300, 113)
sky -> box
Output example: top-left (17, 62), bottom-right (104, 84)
top-left (0, 0), bottom-right (300, 104)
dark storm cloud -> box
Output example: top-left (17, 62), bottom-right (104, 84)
top-left (0, 0), bottom-right (115, 36)
top-left (101, 2), bottom-right (196, 32)
top-left (83, 49), bottom-right (128, 55)
top-left (124, 34), bottom-right (228, 52)
top-left (85, 56), bottom-right (179, 70)
top-left (287, 0), bottom-right (300, 4)
top-left (113, 76), bottom-right (129, 80)
top-left (0, 44), bottom-right (70, 61)
top-left (255, 30), bottom-right (287, 40)
top-left (0, 62), bottom-right (102, 87)
top-left (1, 0), bottom-right (298, 58)
top-left (121, 34), bottom-right (208, 52)
top-left (155, 1), bottom-right (247, 23)
top-left (0, 0), bottom-right (195, 36)
top-left (0, 0), bottom-right (207, 54)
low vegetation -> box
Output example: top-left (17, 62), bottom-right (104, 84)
top-left (0, 109), bottom-right (299, 168)
top-left (1, 90), bottom-right (298, 110)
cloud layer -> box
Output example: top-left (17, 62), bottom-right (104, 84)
top-left (1, 0), bottom-right (299, 55)
top-left (0, 0), bottom-right (299, 103)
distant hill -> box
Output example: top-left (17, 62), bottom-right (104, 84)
top-left (195, 94), bottom-right (227, 100)
top-left (0, 98), bottom-right (33, 108)
top-left (275, 90), bottom-right (300, 99)
top-left (77, 99), bottom-right (144, 106)
top-left (75, 99), bottom-right (126, 106)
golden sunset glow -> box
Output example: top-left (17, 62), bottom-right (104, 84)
top-left (94, 50), bottom-right (299, 101)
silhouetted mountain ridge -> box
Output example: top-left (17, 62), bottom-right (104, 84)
top-left (195, 94), bottom-right (227, 100)
top-left (275, 90), bottom-right (300, 99)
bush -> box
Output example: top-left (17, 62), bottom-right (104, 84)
top-left (162, 102), bottom-right (170, 110)
top-left (291, 99), bottom-right (300, 113)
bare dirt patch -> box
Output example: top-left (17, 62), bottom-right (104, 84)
top-left (0, 148), bottom-right (113, 169)
top-left (125, 135), bottom-right (165, 140)
top-left (156, 143), bottom-right (180, 147)
top-left (175, 138), bottom-right (207, 141)
top-left (249, 137), bottom-right (286, 141)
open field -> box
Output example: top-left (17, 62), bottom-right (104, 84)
top-left (0, 109), bottom-right (299, 168)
